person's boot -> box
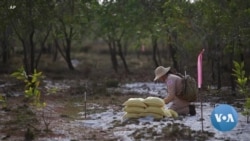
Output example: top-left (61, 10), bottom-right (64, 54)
top-left (189, 105), bottom-right (196, 116)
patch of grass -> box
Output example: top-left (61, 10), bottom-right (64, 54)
top-left (6, 105), bottom-right (38, 126)
top-left (52, 96), bottom-right (84, 120)
top-left (86, 108), bottom-right (108, 115)
top-left (105, 79), bottom-right (119, 88)
top-left (0, 104), bottom-right (42, 140)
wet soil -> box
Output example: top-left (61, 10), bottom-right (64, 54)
top-left (0, 68), bottom-right (245, 141)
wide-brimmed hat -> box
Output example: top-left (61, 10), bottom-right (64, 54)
top-left (154, 66), bottom-right (171, 81)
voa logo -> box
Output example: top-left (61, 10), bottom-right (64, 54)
top-left (214, 113), bottom-right (235, 122)
top-left (210, 104), bottom-right (238, 132)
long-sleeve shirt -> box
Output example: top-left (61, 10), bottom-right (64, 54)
top-left (164, 74), bottom-right (189, 115)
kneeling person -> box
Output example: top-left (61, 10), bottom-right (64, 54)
top-left (154, 66), bottom-right (196, 116)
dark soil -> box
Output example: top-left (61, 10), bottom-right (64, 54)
top-left (0, 53), bottom-right (245, 141)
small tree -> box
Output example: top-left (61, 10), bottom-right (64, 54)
top-left (11, 67), bottom-right (60, 139)
top-left (232, 61), bottom-right (250, 123)
top-left (11, 67), bottom-right (45, 107)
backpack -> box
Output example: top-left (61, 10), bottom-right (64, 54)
top-left (175, 73), bottom-right (198, 102)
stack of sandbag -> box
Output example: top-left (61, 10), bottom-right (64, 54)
top-left (167, 109), bottom-right (179, 118)
top-left (122, 98), bottom-right (147, 119)
top-left (143, 96), bottom-right (179, 118)
top-left (122, 97), bottom-right (178, 120)
top-left (142, 97), bottom-right (168, 119)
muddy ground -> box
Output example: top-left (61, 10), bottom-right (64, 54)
top-left (0, 64), bottom-right (155, 141)
top-left (0, 71), bottom-right (245, 141)
top-left (0, 52), bottom-right (247, 141)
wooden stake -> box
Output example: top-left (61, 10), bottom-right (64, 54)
top-left (200, 88), bottom-right (204, 132)
top-left (84, 91), bottom-right (87, 119)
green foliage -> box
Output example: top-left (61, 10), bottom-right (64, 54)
top-left (232, 61), bottom-right (248, 96)
top-left (11, 67), bottom-right (45, 107)
top-left (232, 61), bottom-right (250, 123)
top-left (243, 98), bottom-right (250, 116)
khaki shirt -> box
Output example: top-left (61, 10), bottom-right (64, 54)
top-left (164, 74), bottom-right (189, 115)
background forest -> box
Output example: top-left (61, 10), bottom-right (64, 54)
top-left (1, 0), bottom-right (250, 93)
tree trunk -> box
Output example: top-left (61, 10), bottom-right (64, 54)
top-left (152, 36), bottom-right (159, 67)
top-left (228, 40), bottom-right (236, 96)
top-left (65, 38), bottom-right (74, 70)
top-left (54, 38), bottom-right (74, 70)
top-left (1, 26), bottom-right (12, 64)
top-left (211, 60), bottom-right (215, 82)
top-left (35, 27), bottom-right (51, 69)
top-left (53, 40), bottom-right (59, 62)
top-left (238, 37), bottom-right (244, 63)
top-left (168, 35), bottom-right (178, 71)
top-left (29, 30), bottom-right (35, 73)
top-left (35, 42), bottom-right (44, 69)
top-left (169, 44), bottom-right (178, 70)
top-left (117, 39), bottom-right (129, 73)
top-left (217, 60), bottom-right (221, 89)
top-left (1, 37), bottom-right (8, 64)
top-left (108, 40), bottom-right (118, 72)
top-left (57, 14), bottom-right (75, 70)
top-left (22, 40), bottom-right (29, 75)
top-left (216, 44), bottom-right (221, 89)
top-left (170, 31), bottom-right (179, 71)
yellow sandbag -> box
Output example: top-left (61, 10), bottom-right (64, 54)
top-left (123, 106), bottom-right (145, 113)
top-left (164, 109), bottom-right (172, 117)
top-left (143, 96), bottom-right (165, 107)
top-left (145, 106), bottom-right (166, 116)
top-left (123, 98), bottom-right (147, 108)
top-left (122, 112), bottom-right (141, 120)
top-left (168, 109), bottom-right (178, 118)
top-left (140, 112), bottom-right (164, 119)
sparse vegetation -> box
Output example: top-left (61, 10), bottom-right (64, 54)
top-left (11, 67), bottom-right (45, 107)
top-left (105, 79), bottom-right (119, 88)
top-left (0, 94), bottom-right (6, 108)
top-left (232, 61), bottom-right (250, 123)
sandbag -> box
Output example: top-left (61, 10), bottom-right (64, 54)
top-left (123, 106), bottom-right (145, 113)
top-left (123, 98), bottom-right (147, 108)
top-left (140, 112), bottom-right (164, 119)
top-left (122, 112), bottom-right (141, 120)
top-left (168, 109), bottom-right (178, 118)
top-left (145, 106), bottom-right (166, 116)
top-left (143, 97), bottom-right (165, 107)
top-left (164, 109), bottom-right (172, 117)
